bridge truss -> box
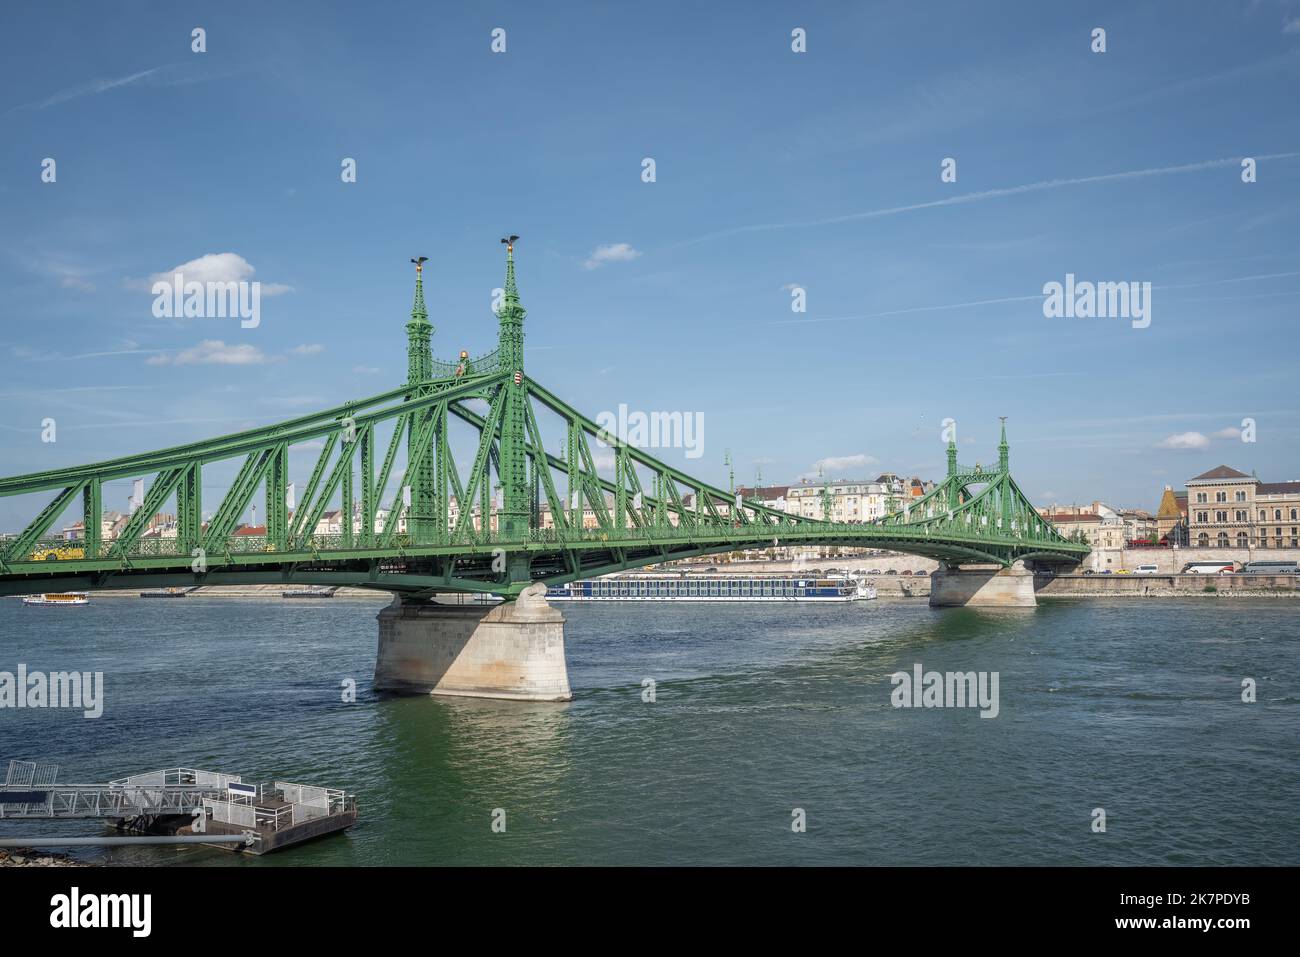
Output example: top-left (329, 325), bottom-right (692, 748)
top-left (0, 245), bottom-right (1088, 599)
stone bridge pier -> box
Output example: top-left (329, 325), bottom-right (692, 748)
top-left (374, 582), bottom-right (572, 701)
top-left (928, 561), bottom-right (1037, 608)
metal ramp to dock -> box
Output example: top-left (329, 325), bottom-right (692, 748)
top-left (1, 761), bottom-right (357, 855)
top-left (0, 762), bottom-right (237, 820)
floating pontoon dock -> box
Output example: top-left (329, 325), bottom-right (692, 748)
top-left (0, 761), bottom-right (356, 856)
top-left (198, 780), bottom-right (357, 854)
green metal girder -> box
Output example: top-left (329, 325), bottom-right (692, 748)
top-left (3, 482), bottom-right (86, 564)
top-left (380, 405), bottom-right (440, 546)
top-left (267, 444), bottom-right (288, 550)
top-left (523, 397), bottom-right (570, 534)
top-left (177, 464), bottom-right (200, 554)
top-left (204, 450), bottom-right (272, 550)
top-left (113, 468), bottom-right (184, 557)
top-left (452, 389), bottom-right (507, 540)
top-left (83, 478), bottom-right (102, 559)
top-left (290, 434), bottom-right (339, 542)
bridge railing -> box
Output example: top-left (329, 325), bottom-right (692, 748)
top-left (429, 347), bottom-right (501, 378)
top-left (9, 515), bottom-right (1085, 566)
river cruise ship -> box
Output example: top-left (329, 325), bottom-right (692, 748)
top-left (547, 573), bottom-right (875, 603)
top-left (22, 592), bottom-right (90, 606)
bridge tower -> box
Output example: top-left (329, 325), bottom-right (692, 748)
top-left (377, 242), bottom-right (569, 700)
top-left (496, 236), bottom-right (531, 548)
top-left (929, 416), bottom-right (1036, 608)
top-left (998, 417), bottom-right (1012, 529)
top-left (405, 257), bottom-right (437, 541)
top-left (946, 432), bottom-right (960, 510)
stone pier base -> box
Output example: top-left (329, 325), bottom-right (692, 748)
top-left (928, 563), bottom-right (1037, 608)
top-left (374, 582), bottom-right (572, 701)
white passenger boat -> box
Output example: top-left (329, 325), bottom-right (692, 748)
top-left (546, 573), bottom-right (876, 602)
top-left (22, 592), bottom-right (90, 606)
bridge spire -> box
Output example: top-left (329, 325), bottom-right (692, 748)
top-left (405, 257), bottom-right (435, 540)
top-left (406, 256), bottom-right (432, 385)
top-left (998, 416), bottom-right (1009, 471)
top-left (497, 235), bottom-right (526, 369)
top-left (946, 433), bottom-right (958, 479)
top-left (497, 236), bottom-right (530, 550)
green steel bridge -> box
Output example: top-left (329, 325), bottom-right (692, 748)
top-left (0, 242), bottom-right (1088, 600)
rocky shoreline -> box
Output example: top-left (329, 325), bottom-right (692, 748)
top-left (0, 847), bottom-right (89, 867)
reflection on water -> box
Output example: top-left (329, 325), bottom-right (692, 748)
top-left (0, 595), bottom-right (1295, 865)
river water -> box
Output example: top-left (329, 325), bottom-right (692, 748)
top-left (0, 595), bottom-right (1295, 866)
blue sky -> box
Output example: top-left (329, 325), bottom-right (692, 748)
top-left (1, 0), bottom-right (1299, 530)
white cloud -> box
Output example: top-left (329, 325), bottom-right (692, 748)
top-left (582, 243), bottom-right (641, 270)
top-left (130, 252), bottom-right (293, 295)
top-left (291, 343), bottom-right (325, 355)
top-left (1285, 18), bottom-right (1300, 34)
top-left (800, 453), bottom-right (879, 479)
top-left (1210, 427), bottom-right (1241, 440)
top-left (152, 252), bottom-right (250, 285)
top-left (148, 340), bottom-right (266, 366)
top-left (1156, 431), bottom-right (1210, 450)
top-left (353, 365), bottom-right (381, 375)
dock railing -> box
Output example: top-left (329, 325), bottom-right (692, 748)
top-left (108, 768), bottom-right (243, 789)
top-left (1, 766), bottom-right (355, 826)
top-left (203, 798), bottom-right (257, 829)
top-left (200, 782), bottom-right (355, 832)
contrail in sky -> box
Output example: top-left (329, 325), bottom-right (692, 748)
top-left (673, 153), bottom-right (1300, 249)
top-left (763, 272), bottom-right (1300, 327)
top-left (4, 65), bottom-right (168, 114)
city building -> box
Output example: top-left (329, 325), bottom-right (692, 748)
top-left (1185, 465), bottom-right (1300, 549)
top-left (1255, 479), bottom-right (1300, 548)
top-left (1116, 508), bottom-right (1157, 544)
top-left (1036, 500), bottom-right (1156, 546)
top-left (59, 509), bottom-right (162, 543)
top-left (1155, 486), bottom-right (1189, 545)
top-left (1037, 509), bottom-right (1126, 550)
top-left (784, 474), bottom-right (934, 523)
top-left (734, 485), bottom-right (791, 514)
